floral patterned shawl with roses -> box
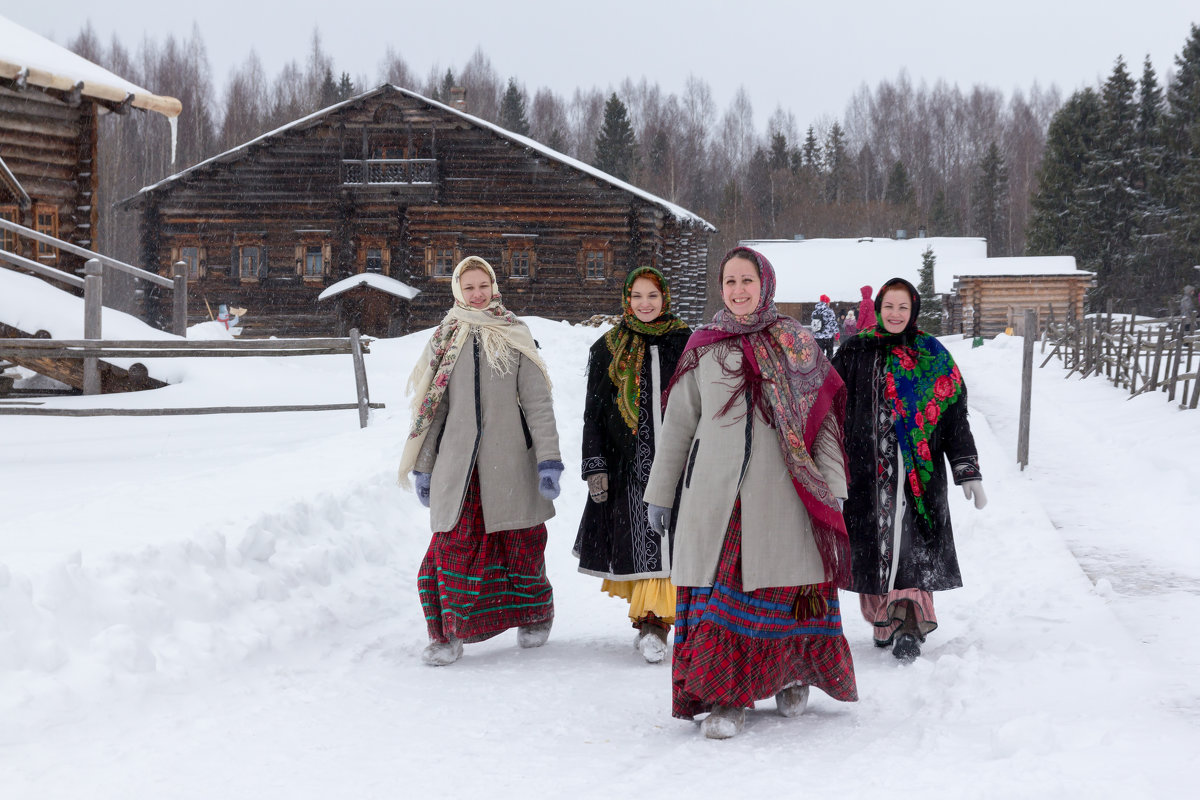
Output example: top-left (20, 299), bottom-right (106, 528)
top-left (397, 256), bottom-right (549, 489)
top-left (667, 246), bottom-right (851, 587)
top-left (866, 328), bottom-right (963, 526)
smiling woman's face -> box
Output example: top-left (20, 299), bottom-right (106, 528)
top-left (459, 268), bottom-right (494, 309)
top-left (628, 276), bottom-right (664, 323)
top-left (880, 286), bottom-right (913, 333)
top-left (721, 256), bottom-right (761, 317)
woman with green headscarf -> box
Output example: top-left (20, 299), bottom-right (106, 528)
top-left (574, 266), bottom-right (691, 663)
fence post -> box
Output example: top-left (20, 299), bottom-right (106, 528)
top-left (83, 258), bottom-right (103, 395)
top-left (172, 261), bottom-right (188, 337)
top-left (1130, 330), bottom-right (1143, 395)
top-left (1018, 309), bottom-right (1035, 470)
top-left (349, 328), bottom-right (370, 429)
top-left (1167, 322), bottom-right (1185, 402)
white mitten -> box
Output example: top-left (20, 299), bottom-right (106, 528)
top-left (962, 480), bottom-right (987, 510)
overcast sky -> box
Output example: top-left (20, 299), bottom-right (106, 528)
top-left (5, 1), bottom-right (1199, 130)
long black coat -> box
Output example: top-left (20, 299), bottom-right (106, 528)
top-left (831, 333), bottom-right (981, 595)
top-left (574, 327), bottom-right (690, 580)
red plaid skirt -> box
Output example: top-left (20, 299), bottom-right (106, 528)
top-left (417, 470), bottom-right (554, 644)
top-left (672, 499), bottom-right (858, 719)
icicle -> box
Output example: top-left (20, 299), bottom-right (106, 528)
top-left (168, 114), bottom-right (178, 166)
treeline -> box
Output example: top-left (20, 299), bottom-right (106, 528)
top-left (1027, 24), bottom-right (1200, 314)
top-left (62, 21), bottom-right (1070, 276)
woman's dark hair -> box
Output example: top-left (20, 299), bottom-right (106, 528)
top-left (719, 247), bottom-right (762, 283)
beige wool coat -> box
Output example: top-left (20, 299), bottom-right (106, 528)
top-left (643, 345), bottom-right (847, 591)
top-left (414, 330), bottom-right (561, 533)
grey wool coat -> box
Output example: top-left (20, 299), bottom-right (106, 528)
top-left (414, 331), bottom-right (561, 533)
top-left (643, 346), bottom-right (848, 591)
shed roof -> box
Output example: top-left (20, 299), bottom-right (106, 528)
top-left (122, 84), bottom-right (714, 230)
top-left (317, 272), bottom-right (421, 302)
top-left (0, 14), bottom-right (181, 118)
top-left (740, 237), bottom-right (1087, 301)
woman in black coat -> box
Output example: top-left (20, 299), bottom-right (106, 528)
top-left (831, 278), bottom-right (987, 661)
top-left (575, 266), bottom-right (690, 663)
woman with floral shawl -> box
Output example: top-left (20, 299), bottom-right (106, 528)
top-left (574, 266), bottom-right (691, 663)
top-left (831, 277), bottom-right (987, 662)
top-left (400, 256), bottom-right (563, 667)
top-left (642, 247), bottom-right (858, 740)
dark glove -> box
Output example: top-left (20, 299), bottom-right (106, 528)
top-left (537, 460), bottom-right (564, 500)
top-left (962, 480), bottom-right (987, 510)
top-left (647, 503), bottom-right (672, 536)
top-left (413, 471), bottom-right (431, 508)
top-left (587, 472), bottom-right (609, 503)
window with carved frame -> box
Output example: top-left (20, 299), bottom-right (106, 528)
top-left (34, 204), bottom-right (58, 262)
top-left (0, 205), bottom-right (18, 253)
top-left (579, 239), bottom-right (611, 282)
top-left (171, 242), bottom-right (205, 280)
top-left (234, 236), bottom-right (266, 281)
top-left (504, 238), bottom-right (536, 279)
top-left (358, 238), bottom-right (390, 275)
top-left (425, 238), bottom-right (460, 279)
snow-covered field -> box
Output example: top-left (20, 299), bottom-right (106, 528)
top-left (1, 314), bottom-right (1196, 799)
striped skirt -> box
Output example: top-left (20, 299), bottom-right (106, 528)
top-left (672, 499), bottom-right (858, 719)
top-left (417, 469), bottom-right (554, 644)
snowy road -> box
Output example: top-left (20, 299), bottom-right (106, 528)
top-left (0, 323), bottom-right (1194, 798)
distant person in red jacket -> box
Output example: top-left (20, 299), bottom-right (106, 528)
top-left (857, 285), bottom-right (877, 331)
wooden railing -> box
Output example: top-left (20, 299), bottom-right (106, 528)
top-left (0, 329), bottom-right (379, 427)
top-left (341, 158), bottom-right (437, 185)
top-left (1039, 304), bottom-right (1200, 411)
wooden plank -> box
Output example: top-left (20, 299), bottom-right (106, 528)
top-left (349, 327), bottom-right (370, 429)
top-left (0, 402), bottom-right (386, 417)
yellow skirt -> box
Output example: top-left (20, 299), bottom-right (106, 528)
top-left (601, 577), bottom-right (676, 625)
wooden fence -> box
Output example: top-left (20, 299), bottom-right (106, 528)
top-left (1039, 303), bottom-right (1200, 411)
top-left (0, 330), bottom-right (380, 427)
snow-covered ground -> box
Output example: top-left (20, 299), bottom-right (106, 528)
top-left (1, 315), bottom-right (1196, 799)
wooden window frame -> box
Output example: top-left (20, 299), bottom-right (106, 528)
top-left (424, 238), bottom-right (460, 280)
top-left (579, 239), bottom-right (611, 282)
top-left (170, 242), bottom-right (206, 280)
top-left (34, 204), bottom-right (58, 263)
top-left (0, 205), bottom-right (18, 253)
top-left (357, 238), bottom-right (390, 276)
top-left (295, 240), bottom-right (331, 283)
top-left (503, 239), bottom-right (536, 280)
top-left (234, 237), bottom-right (266, 282)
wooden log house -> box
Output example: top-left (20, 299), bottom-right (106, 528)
top-left (950, 272), bottom-right (1096, 337)
top-left (0, 16), bottom-right (181, 288)
top-left (119, 84), bottom-right (715, 338)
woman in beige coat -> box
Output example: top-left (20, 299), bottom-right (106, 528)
top-left (399, 256), bottom-right (562, 666)
top-left (643, 246), bottom-right (858, 739)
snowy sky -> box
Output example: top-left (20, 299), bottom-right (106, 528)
top-left (5, 0), bottom-right (1199, 130)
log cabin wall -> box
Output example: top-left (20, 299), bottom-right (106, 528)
top-left (0, 84), bottom-right (98, 279)
top-left (950, 275), bottom-right (1094, 337)
top-left (128, 88), bottom-right (713, 338)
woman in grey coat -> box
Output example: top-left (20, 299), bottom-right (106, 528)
top-left (643, 246), bottom-right (858, 740)
top-left (399, 256), bottom-right (563, 667)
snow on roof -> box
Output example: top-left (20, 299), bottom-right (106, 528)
top-left (741, 237), bottom-right (1088, 302)
top-left (125, 84), bottom-right (714, 230)
top-left (0, 14), bottom-right (181, 118)
top-left (317, 272), bottom-right (420, 302)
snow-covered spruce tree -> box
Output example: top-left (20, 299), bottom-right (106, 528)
top-left (1026, 89), bottom-right (1104, 267)
top-left (823, 122), bottom-right (849, 205)
top-left (917, 246), bottom-right (942, 334)
top-left (1163, 24), bottom-right (1200, 303)
top-left (499, 78), bottom-right (530, 137)
top-left (1084, 57), bottom-right (1143, 308)
top-left (1132, 55), bottom-right (1175, 312)
top-left (593, 93), bottom-right (639, 182)
top-left (972, 142), bottom-right (1009, 256)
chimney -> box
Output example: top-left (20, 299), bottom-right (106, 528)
top-left (449, 86), bottom-right (467, 112)
top-left (918, 225), bottom-right (927, 238)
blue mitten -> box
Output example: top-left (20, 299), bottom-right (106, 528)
top-left (413, 471), bottom-right (431, 508)
top-left (647, 504), bottom-right (672, 535)
top-left (537, 460), bottom-right (564, 500)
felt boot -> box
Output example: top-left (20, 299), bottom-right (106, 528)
top-left (517, 619), bottom-right (553, 648)
top-left (701, 705), bottom-right (746, 740)
top-left (421, 637), bottom-right (463, 666)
